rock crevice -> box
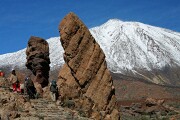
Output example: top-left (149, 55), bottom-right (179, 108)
top-left (57, 12), bottom-right (120, 119)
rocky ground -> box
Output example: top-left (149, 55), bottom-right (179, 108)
top-left (0, 77), bottom-right (91, 120)
top-left (1, 74), bottom-right (180, 120)
top-left (118, 98), bottom-right (180, 120)
top-left (114, 79), bottom-right (180, 120)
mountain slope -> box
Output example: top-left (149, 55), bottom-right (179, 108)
top-left (91, 19), bottom-right (180, 86)
top-left (91, 19), bottom-right (180, 71)
top-left (0, 19), bottom-right (180, 86)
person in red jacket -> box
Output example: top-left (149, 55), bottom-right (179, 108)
top-left (0, 70), bottom-right (4, 77)
top-left (9, 69), bottom-right (18, 92)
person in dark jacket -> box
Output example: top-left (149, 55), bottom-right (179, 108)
top-left (24, 76), bottom-right (36, 99)
top-left (50, 80), bottom-right (58, 101)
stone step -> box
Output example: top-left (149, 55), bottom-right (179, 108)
top-left (31, 101), bottom-right (52, 103)
top-left (35, 107), bottom-right (60, 110)
top-left (33, 111), bottom-right (74, 119)
top-left (37, 113), bottom-right (65, 117)
top-left (31, 101), bottom-right (55, 105)
top-left (29, 112), bottom-right (65, 117)
top-left (39, 116), bottom-right (73, 120)
top-left (38, 114), bottom-right (64, 118)
top-left (33, 106), bottom-right (58, 110)
top-left (31, 102), bottom-right (56, 106)
top-left (33, 105), bottom-right (56, 108)
top-left (44, 116), bottom-right (67, 120)
top-left (36, 110), bottom-right (64, 113)
top-left (17, 94), bottom-right (87, 119)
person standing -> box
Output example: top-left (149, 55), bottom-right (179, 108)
top-left (24, 77), bottom-right (28, 95)
top-left (9, 69), bottom-right (18, 92)
top-left (50, 80), bottom-right (58, 101)
top-left (24, 76), bottom-right (36, 99)
top-left (0, 70), bottom-right (4, 77)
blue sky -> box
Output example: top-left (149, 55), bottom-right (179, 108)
top-left (0, 0), bottom-right (180, 54)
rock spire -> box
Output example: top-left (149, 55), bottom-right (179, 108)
top-left (57, 12), bottom-right (119, 119)
top-left (26, 36), bottom-right (50, 88)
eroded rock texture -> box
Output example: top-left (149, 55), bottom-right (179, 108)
top-left (26, 36), bottom-right (50, 88)
top-left (57, 12), bottom-right (120, 119)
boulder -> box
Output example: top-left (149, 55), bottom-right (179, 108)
top-left (145, 98), bottom-right (165, 107)
top-left (26, 36), bottom-right (50, 89)
top-left (57, 12), bottom-right (120, 119)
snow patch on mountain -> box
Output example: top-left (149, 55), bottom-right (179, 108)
top-left (0, 37), bottom-right (64, 71)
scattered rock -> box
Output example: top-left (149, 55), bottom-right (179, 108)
top-left (145, 97), bottom-right (164, 107)
top-left (120, 98), bottom-right (179, 119)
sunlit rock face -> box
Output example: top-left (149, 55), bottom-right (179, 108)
top-left (26, 36), bottom-right (50, 88)
top-left (57, 12), bottom-right (120, 119)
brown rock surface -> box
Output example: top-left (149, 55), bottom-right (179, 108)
top-left (57, 12), bottom-right (120, 119)
top-left (26, 36), bottom-right (50, 88)
top-left (0, 87), bottom-right (92, 120)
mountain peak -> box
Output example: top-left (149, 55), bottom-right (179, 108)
top-left (105, 19), bottom-right (124, 24)
top-left (1, 19), bottom-right (180, 86)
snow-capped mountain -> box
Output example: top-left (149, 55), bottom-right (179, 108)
top-left (0, 19), bottom-right (180, 86)
top-left (91, 19), bottom-right (180, 71)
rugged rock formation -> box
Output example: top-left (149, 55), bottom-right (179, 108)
top-left (57, 12), bottom-right (120, 119)
top-left (26, 36), bottom-right (50, 88)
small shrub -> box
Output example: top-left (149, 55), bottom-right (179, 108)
top-left (168, 111), bottom-right (177, 116)
top-left (62, 99), bottom-right (75, 108)
top-left (78, 109), bottom-right (86, 117)
top-left (141, 115), bottom-right (150, 120)
top-left (122, 85), bottom-right (127, 91)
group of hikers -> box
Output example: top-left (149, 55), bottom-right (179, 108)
top-left (7, 69), bottom-right (58, 101)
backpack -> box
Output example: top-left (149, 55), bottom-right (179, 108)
top-left (50, 80), bottom-right (57, 93)
top-left (51, 80), bottom-right (57, 86)
top-left (25, 77), bottom-right (34, 87)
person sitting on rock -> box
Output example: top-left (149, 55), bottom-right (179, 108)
top-left (24, 76), bottom-right (36, 99)
top-left (9, 69), bottom-right (19, 92)
top-left (50, 80), bottom-right (58, 101)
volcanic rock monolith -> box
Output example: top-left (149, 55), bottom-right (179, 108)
top-left (57, 12), bottom-right (120, 119)
top-left (26, 36), bottom-right (50, 89)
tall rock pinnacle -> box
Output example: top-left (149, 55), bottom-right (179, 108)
top-left (26, 36), bottom-right (50, 88)
top-left (57, 12), bottom-right (120, 119)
